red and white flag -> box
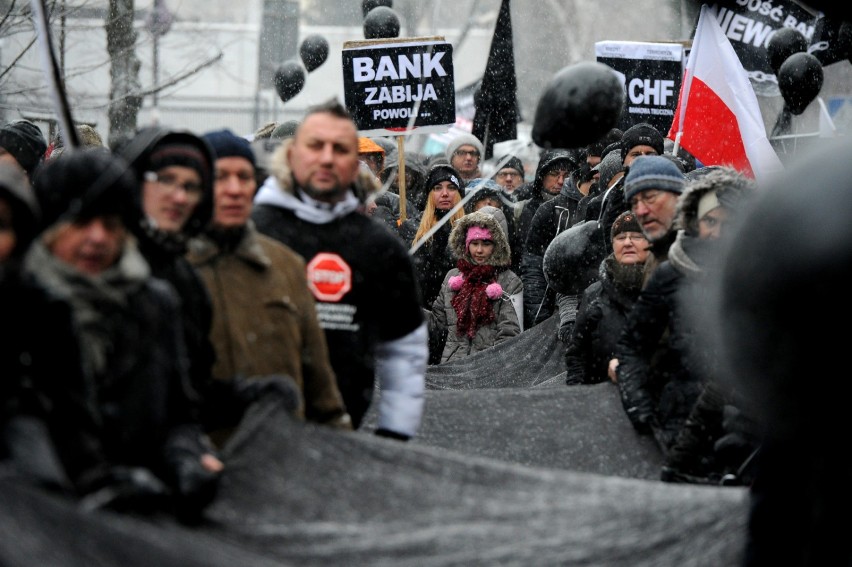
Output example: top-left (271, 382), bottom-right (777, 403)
top-left (668, 5), bottom-right (783, 181)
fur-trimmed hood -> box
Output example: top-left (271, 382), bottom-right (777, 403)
top-left (677, 166), bottom-right (754, 236)
top-left (265, 137), bottom-right (382, 203)
top-left (448, 210), bottom-right (511, 267)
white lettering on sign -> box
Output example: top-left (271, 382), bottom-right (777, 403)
top-left (364, 83), bottom-right (438, 105)
top-left (352, 52), bottom-right (447, 82)
top-left (628, 79), bottom-right (675, 106)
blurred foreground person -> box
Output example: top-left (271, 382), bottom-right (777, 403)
top-left (710, 139), bottom-right (852, 566)
top-left (23, 150), bottom-right (222, 522)
top-left (117, 127), bottom-right (219, 425)
top-left (429, 210), bottom-right (522, 363)
top-left (188, 129), bottom-right (351, 445)
top-left (0, 162), bottom-right (93, 492)
top-left (252, 98), bottom-right (426, 441)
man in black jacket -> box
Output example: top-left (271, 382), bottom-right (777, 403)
top-left (252, 98), bottom-right (427, 441)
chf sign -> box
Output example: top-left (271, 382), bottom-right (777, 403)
top-left (595, 40), bottom-right (685, 133)
top-left (306, 253), bottom-right (352, 302)
top-left (343, 37), bottom-right (456, 137)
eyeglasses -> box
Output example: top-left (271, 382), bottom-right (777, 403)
top-left (453, 149), bottom-right (480, 159)
top-left (545, 169), bottom-right (569, 179)
top-left (613, 232), bottom-right (647, 243)
top-left (629, 190), bottom-right (663, 209)
top-left (144, 171), bottom-right (203, 201)
top-left (496, 170), bottom-right (521, 179)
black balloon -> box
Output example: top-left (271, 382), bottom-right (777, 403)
top-left (362, 0), bottom-right (392, 17)
top-left (542, 220), bottom-right (608, 295)
top-left (778, 52), bottom-right (824, 115)
top-left (299, 34), bottom-right (329, 73)
top-left (532, 62), bottom-right (624, 150)
top-left (364, 6), bottom-right (400, 39)
top-left (273, 60), bottom-right (306, 103)
top-left (767, 27), bottom-right (808, 75)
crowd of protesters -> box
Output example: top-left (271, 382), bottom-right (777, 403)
top-left (0, 103), bottom-right (807, 558)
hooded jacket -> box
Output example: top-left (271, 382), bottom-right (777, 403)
top-left (520, 170), bottom-right (586, 328)
top-left (512, 149), bottom-right (577, 262)
top-left (116, 127), bottom-right (218, 412)
top-left (379, 153), bottom-right (428, 212)
top-left (251, 139), bottom-right (427, 438)
top-left (429, 211), bottom-right (523, 363)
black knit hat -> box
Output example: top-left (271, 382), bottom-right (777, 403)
top-left (203, 128), bottom-right (256, 169)
top-left (0, 163), bottom-right (39, 256)
top-left (425, 164), bottom-right (464, 197)
top-left (620, 122), bottom-right (664, 163)
top-left (33, 148), bottom-right (137, 232)
top-left (610, 210), bottom-right (642, 241)
top-left (0, 120), bottom-right (48, 178)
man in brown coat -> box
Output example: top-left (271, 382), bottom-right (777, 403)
top-left (188, 129), bottom-right (351, 444)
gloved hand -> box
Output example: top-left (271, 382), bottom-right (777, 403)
top-left (374, 428), bottom-right (410, 442)
top-left (557, 321), bottom-right (574, 344)
top-left (170, 455), bottom-right (221, 524)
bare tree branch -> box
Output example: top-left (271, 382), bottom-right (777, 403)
top-left (0, 35), bottom-right (36, 82)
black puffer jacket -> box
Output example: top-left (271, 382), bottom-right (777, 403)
top-left (521, 172), bottom-right (585, 328)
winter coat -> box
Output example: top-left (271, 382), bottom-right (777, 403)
top-left (0, 272), bottom-right (101, 490)
top-left (521, 174), bottom-right (585, 328)
top-left (24, 239), bottom-right (216, 499)
top-left (429, 211), bottom-right (523, 363)
top-left (186, 222), bottom-right (350, 430)
top-left (564, 254), bottom-right (645, 385)
top-left (251, 139), bottom-right (426, 437)
top-left (117, 126), bottom-right (218, 413)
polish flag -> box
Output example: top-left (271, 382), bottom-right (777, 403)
top-left (668, 5), bottom-right (783, 182)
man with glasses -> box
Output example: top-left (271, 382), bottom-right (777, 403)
top-left (118, 127), bottom-right (219, 421)
top-left (622, 155), bottom-right (685, 284)
top-left (445, 133), bottom-right (484, 183)
top-left (493, 154), bottom-right (525, 195)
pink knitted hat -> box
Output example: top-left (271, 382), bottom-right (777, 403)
top-left (466, 225), bottom-right (492, 248)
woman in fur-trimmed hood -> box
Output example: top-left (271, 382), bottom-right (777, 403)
top-left (428, 210), bottom-right (523, 364)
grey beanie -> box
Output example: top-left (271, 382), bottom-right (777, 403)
top-left (445, 133), bottom-right (484, 161)
top-left (593, 150), bottom-right (624, 191)
top-left (623, 155), bottom-right (685, 203)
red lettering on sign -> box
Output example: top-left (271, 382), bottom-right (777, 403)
top-left (306, 253), bottom-right (352, 302)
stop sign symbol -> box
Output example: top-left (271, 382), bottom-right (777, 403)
top-left (306, 253), bottom-right (352, 302)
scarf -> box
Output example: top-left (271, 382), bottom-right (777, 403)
top-left (25, 238), bottom-right (149, 377)
top-left (450, 259), bottom-right (500, 339)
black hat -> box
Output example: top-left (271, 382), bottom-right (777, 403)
top-left (585, 127), bottom-right (623, 159)
top-left (0, 120), bottom-right (48, 178)
top-left (0, 163), bottom-right (39, 256)
top-left (425, 164), bottom-right (464, 197)
top-left (203, 128), bottom-right (256, 169)
top-left (33, 148), bottom-right (137, 232)
top-left (620, 122), bottom-right (665, 163)
top-left (610, 210), bottom-right (642, 241)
